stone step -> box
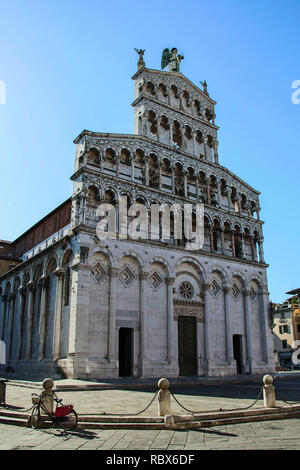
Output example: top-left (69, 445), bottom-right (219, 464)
top-left (77, 421), bottom-right (165, 430)
top-left (0, 415), bottom-right (28, 427)
top-left (171, 409), bottom-right (300, 430)
top-left (173, 404), bottom-right (300, 423)
top-left (77, 415), bottom-right (163, 423)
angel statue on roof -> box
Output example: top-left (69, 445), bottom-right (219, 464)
top-left (161, 48), bottom-right (184, 73)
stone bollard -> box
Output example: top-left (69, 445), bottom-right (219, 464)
top-left (158, 378), bottom-right (171, 416)
top-left (263, 374), bottom-right (276, 408)
top-left (41, 378), bottom-right (55, 414)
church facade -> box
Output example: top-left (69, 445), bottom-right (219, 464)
top-left (0, 52), bottom-right (275, 380)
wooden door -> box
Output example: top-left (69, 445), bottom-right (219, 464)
top-left (178, 316), bottom-right (197, 375)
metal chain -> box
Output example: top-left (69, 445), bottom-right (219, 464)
top-left (276, 391), bottom-right (300, 406)
top-left (99, 390), bottom-right (158, 416)
top-left (169, 386), bottom-right (264, 415)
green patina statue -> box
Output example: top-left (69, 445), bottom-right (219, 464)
top-left (161, 47), bottom-right (184, 73)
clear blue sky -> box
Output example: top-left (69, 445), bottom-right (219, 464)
top-left (0, 0), bottom-right (299, 302)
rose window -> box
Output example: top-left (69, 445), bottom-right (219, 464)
top-left (179, 281), bottom-right (194, 300)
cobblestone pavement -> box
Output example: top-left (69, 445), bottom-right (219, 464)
top-left (0, 418), bottom-right (300, 450)
top-left (1, 375), bottom-right (299, 450)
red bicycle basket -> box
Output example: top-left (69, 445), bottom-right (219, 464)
top-left (54, 405), bottom-right (73, 417)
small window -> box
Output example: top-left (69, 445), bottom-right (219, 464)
top-left (282, 340), bottom-right (288, 349)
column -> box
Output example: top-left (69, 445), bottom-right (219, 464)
top-left (166, 277), bottom-right (175, 364)
top-left (207, 183), bottom-right (211, 205)
top-left (259, 290), bottom-right (270, 363)
top-left (243, 289), bottom-right (254, 373)
top-left (115, 156), bottom-right (120, 177)
top-left (145, 158), bottom-right (149, 186)
top-left (25, 281), bottom-right (35, 360)
top-left (53, 268), bottom-right (65, 361)
top-left (5, 293), bottom-right (15, 361)
top-left (203, 136), bottom-right (207, 159)
top-left (140, 271), bottom-right (148, 369)
top-left (108, 267), bottom-right (118, 363)
top-left (209, 226), bottom-right (214, 252)
top-left (214, 140), bottom-right (219, 163)
top-left (131, 157), bottom-right (135, 182)
top-left (258, 240), bottom-right (265, 263)
top-left (223, 286), bottom-right (234, 364)
top-left (196, 178), bottom-right (199, 201)
top-left (227, 188), bottom-right (232, 210)
top-left (217, 184), bottom-right (221, 207)
top-left (159, 163), bottom-right (162, 189)
top-left (220, 229), bottom-right (225, 255)
top-left (203, 282), bottom-right (213, 374)
top-left (16, 286), bottom-right (27, 360)
top-left (192, 132), bottom-right (197, 156)
top-left (231, 232), bottom-right (236, 257)
top-left (38, 275), bottom-right (49, 360)
top-left (241, 235), bottom-right (246, 259)
top-left (0, 294), bottom-right (7, 340)
top-left (170, 166), bottom-right (175, 194)
top-left (183, 171), bottom-right (188, 197)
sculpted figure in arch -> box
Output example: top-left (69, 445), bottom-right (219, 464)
top-left (161, 47), bottom-right (184, 73)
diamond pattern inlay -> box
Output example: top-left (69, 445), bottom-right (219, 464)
top-left (91, 263), bottom-right (107, 283)
top-left (211, 279), bottom-right (221, 297)
top-left (119, 265), bottom-right (136, 287)
top-left (232, 283), bottom-right (241, 300)
top-left (148, 271), bottom-right (163, 290)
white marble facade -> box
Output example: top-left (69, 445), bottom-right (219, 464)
top-left (0, 63), bottom-right (275, 379)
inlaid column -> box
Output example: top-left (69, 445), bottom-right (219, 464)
top-left (79, 192), bottom-right (87, 225)
top-left (115, 156), bottom-right (120, 177)
top-left (220, 229), bottom-right (225, 255)
top-left (183, 171), bottom-right (188, 197)
top-left (108, 267), bottom-right (118, 363)
top-left (214, 140), bottom-right (219, 164)
top-left (192, 132), bottom-right (197, 156)
top-left (243, 289), bottom-right (253, 373)
top-left (145, 158), bottom-right (149, 186)
top-left (171, 166), bottom-right (175, 194)
top-left (140, 271), bottom-right (148, 367)
top-left (166, 277), bottom-right (175, 364)
top-left (241, 235), bottom-right (246, 259)
top-left (223, 286), bottom-right (234, 364)
top-left (207, 183), bottom-right (211, 205)
top-left (209, 226), bottom-right (214, 252)
top-left (227, 188), bottom-right (232, 210)
top-left (131, 157), bottom-right (135, 182)
top-left (203, 282), bottom-right (213, 374)
top-left (25, 281), bottom-right (35, 360)
top-left (195, 178), bottom-right (199, 201)
top-left (159, 163), bottom-right (162, 190)
top-left (38, 275), bottom-right (49, 360)
top-left (203, 135), bottom-right (207, 160)
top-left (217, 184), bottom-right (221, 207)
top-left (53, 268), bottom-right (65, 361)
top-left (231, 232), bottom-right (236, 257)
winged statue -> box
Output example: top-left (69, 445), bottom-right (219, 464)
top-left (161, 48), bottom-right (184, 73)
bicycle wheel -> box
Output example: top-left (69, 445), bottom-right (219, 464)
top-left (58, 409), bottom-right (78, 431)
top-left (30, 405), bottom-right (40, 429)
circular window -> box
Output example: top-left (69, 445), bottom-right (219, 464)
top-left (179, 281), bottom-right (194, 300)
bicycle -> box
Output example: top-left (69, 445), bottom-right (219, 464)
top-left (30, 392), bottom-right (78, 431)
